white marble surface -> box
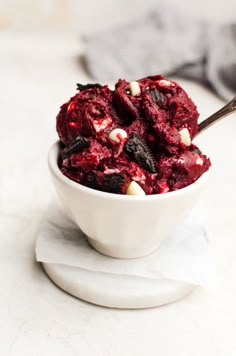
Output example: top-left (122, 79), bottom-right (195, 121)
top-left (0, 33), bottom-right (236, 356)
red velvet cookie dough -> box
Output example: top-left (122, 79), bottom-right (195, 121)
top-left (56, 76), bottom-right (210, 195)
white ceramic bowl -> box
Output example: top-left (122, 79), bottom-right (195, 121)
top-left (48, 141), bottom-right (210, 259)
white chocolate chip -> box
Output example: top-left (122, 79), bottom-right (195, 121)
top-left (126, 181), bottom-right (146, 196)
top-left (129, 81), bottom-right (141, 96)
top-left (109, 128), bottom-right (128, 143)
top-left (179, 128), bottom-right (191, 146)
top-left (196, 157), bottom-right (204, 166)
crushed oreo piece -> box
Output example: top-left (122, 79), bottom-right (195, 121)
top-left (101, 173), bottom-right (125, 194)
top-left (62, 136), bottom-right (90, 159)
top-left (147, 88), bottom-right (166, 108)
top-left (86, 172), bottom-right (100, 190)
top-left (76, 83), bottom-right (103, 91)
top-left (124, 133), bottom-right (157, 173)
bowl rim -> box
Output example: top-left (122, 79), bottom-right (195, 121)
top-left (48, 140), bottom-right (210, 202)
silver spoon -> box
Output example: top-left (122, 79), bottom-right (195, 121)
top-left (198, 96), bottom-right (236, 135)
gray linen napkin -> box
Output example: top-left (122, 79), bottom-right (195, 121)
top-left (83, 6), bottom-right (236, 101)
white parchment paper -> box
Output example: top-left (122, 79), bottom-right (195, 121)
top-left (36, 198), bottom-right (216, 286)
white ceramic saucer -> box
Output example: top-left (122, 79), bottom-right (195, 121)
top-left (42, 262), bottom-right (196, 309)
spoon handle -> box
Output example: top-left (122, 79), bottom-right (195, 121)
top-left (198, 96), bottom-right (236, 134)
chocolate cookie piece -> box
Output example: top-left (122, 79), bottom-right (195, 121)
top-left (124, 133), bottom-right (157, 173)
top-left (76, 83), bottom-right (103, 91)
top-left (101, 173), bottom-right (126, 194)
top-left (62, 136), bottom-right (90, 159)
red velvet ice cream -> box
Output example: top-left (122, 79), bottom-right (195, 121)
top-left (56, 75), bottom-right (210, 195)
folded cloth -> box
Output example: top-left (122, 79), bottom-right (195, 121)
top-left (83, 5), bottom-right (236, 101)
top-left (36, 197), bottom-right (216, 287)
